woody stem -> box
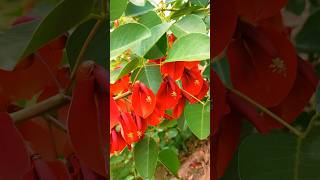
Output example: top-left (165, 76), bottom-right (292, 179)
top-left (228, 88), bottom-right (303, 137)
top-left (114, 91), bottom-right (132, 100)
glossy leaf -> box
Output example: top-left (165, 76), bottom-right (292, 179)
top-left (165, 33), bottom-right (210, 62)
top-left (184, 102), bottom-right (210, 140)
top-left (171, 14), bottom-right (206, 38)
top-left (129, 0), bottom-right (146, 6)
top-left (158, 149), bottom-right (180, 176)
top-left (111, 57), bottom-right (141, 83)
top-left (134, 136), bottom-right (158, 179)
top-left (110, 23), bottom-right (151, 59)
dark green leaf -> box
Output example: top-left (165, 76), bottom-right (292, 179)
top-left (66, 19), bottom-right (107, 69)
top-left (134, 136), bottom-right (158, 179)
top-left (129, 0), bottom-right (146, 6)
top-left (158, 149), bottom-right (180, 176)
top-left (23, 0), bottom-right (94, 57)
top-left (295, 9), bottom-right (320, 53)
top-left (190, 0), bottom-right (209, 7)
top-left (239, 127), bottom-right (320, 180)
top-left (286, 0), bottom-right (306, 15)
top-left (132, 22), bottom-right (171, 57)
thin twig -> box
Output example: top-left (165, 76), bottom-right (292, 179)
top-left (67, 19), bottom-right (103, 91)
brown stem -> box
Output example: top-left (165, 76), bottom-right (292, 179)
top-left (11, 94), bottom-right (69, 123)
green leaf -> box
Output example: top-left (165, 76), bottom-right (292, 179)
top-left (137, 11), bottom-right (168, 59)
top-left (110, 0), bottom-right (128, 21)
top-left (129, 0), bottom-right (146, 6)
top-left (213, 56), bottom-right (233, 87)
top-left (125, 1), bottom-right (155, 17)
top-left (316, 85), bottom-right (320, 112)
top-left (295, 9), bottom-right (320, 53)
top-left (137, 11), bottom-right (162, 28)
top-left (132, 22), bottom-right (171, 57)
top-left (158, 149), bottom-right (180, 176)
top-left (110, 57), bottom-right (141, 84)
top-left (239, 127), bottom-right (320, 180)
top-left (134, 137), bottom-right (158, 179)
top-left (184, 102), bottom-right (210, 140)
top-left (171, 14), bottom-right (206, 38)
top-left (0, 20), bottom-right (38, 70)
top-left (190, 0), bottom-right (209, 7)
top-left (165, 33), bottom-right (209, 62)
top-left (286, 0), bottom-right (306, 15)
top-left (66, 19), bottom-right (107, 68)
top-left (110, 23), bottom-right (151, 59)
top-left (23, 0), bottom-right (94, 57)
top-left (131, 65), bottom-right (162, 93)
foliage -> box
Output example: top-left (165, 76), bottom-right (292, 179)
top-left (110, 0), bottom-right (210, 179)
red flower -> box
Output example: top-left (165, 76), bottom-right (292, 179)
top-left (227, 22), bottom-right (297, 107)
top-left (119, 112), bottom-right (146, 144)
top-left (131, 82), bottom-right (156, 118)
top-left (110, 75), bottom-right (130, 95)
top-left (172, 97), bottom-right (186, 119)
top-left (161, 61), bottom-right (185, 80)
top-left (181, 67), bottom-right (204, 96)
top-left (110, 96), bottom-right (120, 131)
top-left (156, 77), bottom-right (182, 110)
top-left (110, 129), bottom-right (127, 155)
top-left (168, 34), bottom-right (176, 48)
top-left (183, 79), bottom-right (209, 104)
top-left (145, 105), bottom-right (164, 126)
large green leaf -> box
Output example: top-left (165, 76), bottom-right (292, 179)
top-left (295, 9), bottom-right (320, 53)
top-left (137, 11), bottom-right (168, 59)
top-left (134, 137), bottom-right (158, 179)
top-left (23, 0), bottom-right (94, 57)
top-left (158, 149), bottom-right (180, 176)
top-left (165, 33), bottom-right (209, 62)
top-left (170, 14), bottom-right (206, 38)
top-left (110, 0), bottom-right (128, 21)
top-left (125, 1), bottom-right (155, 17)
top-left (239, 127), bottom-right (320, 180)
top-left (137, 11), bottom-right (162, 28)
top-left (0, 21), bottom-right (38, 70)
top-left (184, 102), bottom-right (210, 140)
top-left (110, 23), bottom-right (151, 59)
top-left (131, 65), bottom-right (162, 93)
top-left (132, 22), bottom-right (171, 57)
top-left (66, 19), bottom-right (107, 68)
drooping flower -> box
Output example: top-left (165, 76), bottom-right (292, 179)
top-left (119, 112), bottom-right (146, 144)
top-left (156, 77), bottom-right (182, 110)
top-left (110, 128), bottom-right (127, 155)
top-left (181, 67), bottom-right (204, 96)
top-left (161, 61), bottom-right (185, 80)
top-left (131, 82), bottom-right (156, 118)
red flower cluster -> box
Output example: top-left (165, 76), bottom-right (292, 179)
top-left (213, 0), bottom-right (319, 178)
top-left (110, 34), bottom-right (209, 155)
